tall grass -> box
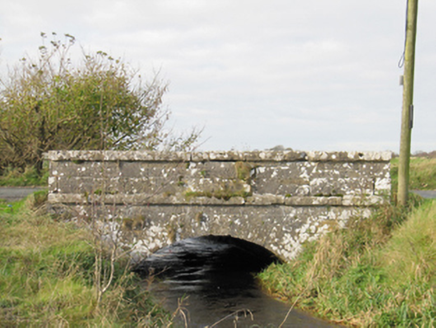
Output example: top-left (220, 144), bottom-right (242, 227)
top-left (0, 166), bottom-right (49, 187)
top-left (0, 195), bottom-right (170, 327)
top-left (259, 198), bottom-right (436, 327)
top-left (391, 157), bottom-right (436, 191)
top-left (381, 200), bottom-right (436, 287)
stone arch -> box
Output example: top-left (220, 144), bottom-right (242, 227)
top-left (48, 150), bottom-right (392, 262)
top-left (119, 205), bottom-right (292, 262)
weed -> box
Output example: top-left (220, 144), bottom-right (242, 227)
top-left (235, 161), bottom-right (255, 182)
top-left (0, 194), bottom-right (171, 326)
top-left (0, 165), bottom-right (48, 186)
top-left (259, 199), bottom-right (436, 327)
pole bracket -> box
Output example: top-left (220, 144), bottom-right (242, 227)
top-left (409, 104), bottom-right (414, 129)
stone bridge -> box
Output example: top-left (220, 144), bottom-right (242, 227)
top-left (47, 150), bottom-right (392, 261)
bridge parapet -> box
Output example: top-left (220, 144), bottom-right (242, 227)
top-left (47, 150), bottom-right (392, 261)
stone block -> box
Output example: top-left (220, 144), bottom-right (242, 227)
top-left (246, 195), bottom-right (285, 205)
top-left (119, 162), bottom-right (185, 179)
top-left (47, 150), bottom-right (191, 162)
top-left (184, 178), bottom-right (251, 196)
top-left (187, 162), bottom-right (238, 179)
top-left (342, 195), bottom-right (388, 206)
top-left (251, 163), bottom-right (312, 195)
top-left (284, 196), bottom-right (342, 206)
top-left (309, 177), bottom-right (373, 196)
top-left (306, 151), bottom-right (392, 162)
top-left (310, 162), bottom-right (388, 179)
top-left (51, 161), bottom-right (121, 178)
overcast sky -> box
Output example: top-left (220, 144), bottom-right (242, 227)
top-left (1, 0), bottom-right (435, 152)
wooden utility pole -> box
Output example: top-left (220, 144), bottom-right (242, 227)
top-left (398, 0), bottom-right (419, 206)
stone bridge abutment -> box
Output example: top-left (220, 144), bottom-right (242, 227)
top-left (47, 150), bottom-right (392, 261)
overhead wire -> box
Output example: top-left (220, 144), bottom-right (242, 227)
top-left (398, 0), bottom-right (409, 68)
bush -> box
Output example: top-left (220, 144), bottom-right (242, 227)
top-left (0, 32), bottom-right (200, 173)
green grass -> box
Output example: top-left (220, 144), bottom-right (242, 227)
top-left (1, 156), bottom-right (434, 326)
top-left (0, 195), bottom-right (171, 327)
top-left (0, 197), bottom-right (26, 214)
top-left (259, 198), bottom-right (436, 327)
top-left (391, 157), bottom-right (436, 191)
top-left (0, 166), bottom-right (49, 187)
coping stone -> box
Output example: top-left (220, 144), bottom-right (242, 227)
top-left (47, 150), bottom-right (392, 163)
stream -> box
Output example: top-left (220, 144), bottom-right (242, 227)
top-left (133, 235), bottom-right (340, 327)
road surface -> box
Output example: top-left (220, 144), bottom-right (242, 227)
top-left (411, 190), bottom-right (436, 199)
top-left (0, 187), bottom-right (46, 202)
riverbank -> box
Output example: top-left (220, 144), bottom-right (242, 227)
top-left (2, 156), bottom-right (435, 326)
top-left (258, 196), bottom-right (436, 327)
top-left (0, 194), bottom-right (171, 327)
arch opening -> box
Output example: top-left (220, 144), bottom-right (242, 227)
top-left (132, 235), bottom-right (282, 277)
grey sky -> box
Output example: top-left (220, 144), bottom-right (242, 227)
top-left (1, 0), bottom-right (435, 152)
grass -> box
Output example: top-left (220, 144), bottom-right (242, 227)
top-left (259, 157), bottom-right (436, 327)
top-left (391, 157), bottom-right (436, 191)
top-left (381, 201), bottom-right (436, 286)
top-left (0, 195), bottom-right (171, 327)
top-left (0, 166), bottom-right (49, 187)
top-left (259, 195), bottom-right (436, 327)
top-left (1, 156), bottom-right (435, 326)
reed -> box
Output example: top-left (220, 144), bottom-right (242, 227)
top-left (0, 195), bottom-right (171, 327)
top-left (259, 198), bottom-right (436, 327)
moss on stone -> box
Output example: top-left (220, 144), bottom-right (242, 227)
top-left (235, 161), bottom-right (254, 181)
top-left (121, 216), bottom-right (145, 231)
top-left (166, 224), bottom-right (176, 243)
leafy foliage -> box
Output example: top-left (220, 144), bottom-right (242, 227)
top-left (0, 33), bottom-right (200, 173)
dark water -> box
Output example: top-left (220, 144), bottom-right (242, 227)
top-left (134, 236), bottom-right (339, 328)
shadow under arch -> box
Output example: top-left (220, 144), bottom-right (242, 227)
top-left (131, 236), bottom-right (338, 327)
top-left (132, 234), bottom-right (282, 278)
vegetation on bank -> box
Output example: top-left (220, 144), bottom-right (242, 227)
top-left (0, 194), bottom-right (171, 327)
top-left (1, 149), bottom-right (435, 327)
top-left (259, 160), bottom-right (436, 327)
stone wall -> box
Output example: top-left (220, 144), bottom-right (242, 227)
top-left (47, 150), bottom-right (392, 261)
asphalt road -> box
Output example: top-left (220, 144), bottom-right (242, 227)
top-left (411, 190), bottom-right (436, 199)
top-left (0, 187), bottom-right (46, 202)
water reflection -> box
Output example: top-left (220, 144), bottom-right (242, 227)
top-left (134, 235), bottom-right (339, 328)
